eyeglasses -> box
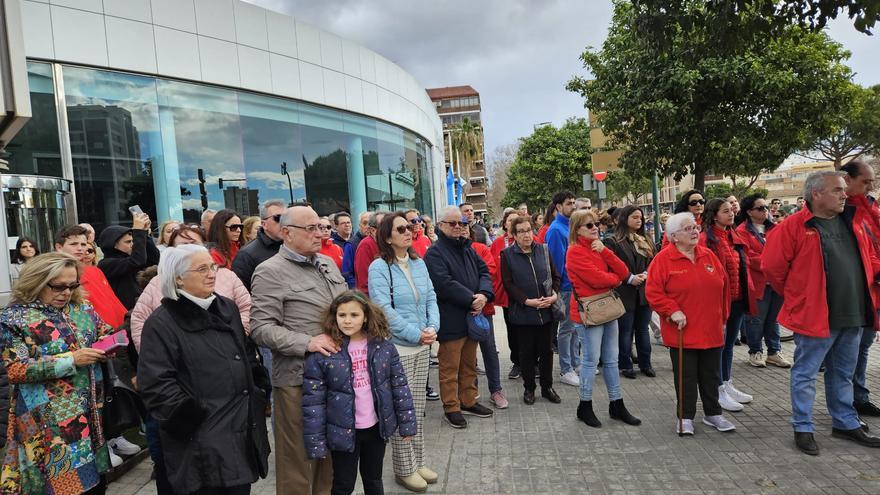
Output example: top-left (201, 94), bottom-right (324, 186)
top-left (579, 222), bottom-right (598, 230)
top-left (441, 221), bottom-right (468, 228)
top-left (187, 264), bottom-right (219, 275)
top-left (226, 224), bottom-right (244, 231)
top-left (751, 205), bottom-right (769, 212)
top-left (514, 229), bottom-right (533, 235)
top-left (680, 225), bottom-right (701, 233)
top-left (263, 213), bottom-right (282, 223)
top-left (47, 282), bottom-right (80, 293)
top-left (285, 224), bottom-right (330, 233)
top-left (688, 199), bottom-right (706, 206)
top-left (409, 218), bottom-right (423, 225)
top-left (395, 224), bottom-right (416, 235)
top-left (772, 214), bottom-right (782, 219)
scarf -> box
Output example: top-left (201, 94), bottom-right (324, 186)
top-left (628, 232), bottom-right (654, 258)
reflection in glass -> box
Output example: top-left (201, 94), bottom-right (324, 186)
top-left (5, 62), bottom-right (62, 177)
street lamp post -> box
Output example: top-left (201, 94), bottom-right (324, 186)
top-left (281, 161), bottom-right (295, 206)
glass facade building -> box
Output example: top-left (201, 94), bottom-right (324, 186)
top-left (6, 62), bottom-right (435, 234)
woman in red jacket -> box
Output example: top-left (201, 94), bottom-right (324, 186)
top-left (646, 212), bottom-right (735, 435)
top-left (207, 208), bottom-right (242, 269)
top-left (566, 210), bottom-right (641, 428)
top-left (735, 195), bottom-right (790, 369)
top-left (318, 216), bottom-right (344, 269)
top-left (699, 198), bottom-right (756, 413)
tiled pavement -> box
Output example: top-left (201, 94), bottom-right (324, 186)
top-left (109, 315), bottom-right (880, 495)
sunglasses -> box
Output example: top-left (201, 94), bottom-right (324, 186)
top-left (442, 221), bottom-right (468, 228)
top-left (395, 224), bottom-right (416, 235)
top-left (580, 222), bottom-right (598, 230)
top-left (751, 205), bottom-right (769, 212)
top-left (773, 214), bottom-right (782, 219)
top-left (226, 224), bottom-right (244, 231)
top-left (264, 213), bottom-right (282, 223)
top-left (409, 218), bottom-right (423, 225)
top-left (688, 199), bottom-right (706, 206)
top-left (47, 282), bottom-right (80, 293)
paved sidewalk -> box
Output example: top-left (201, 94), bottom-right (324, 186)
top-left (109, 316), bottom-right (880, 495)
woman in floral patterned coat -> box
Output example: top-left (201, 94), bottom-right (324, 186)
top-left (0, 252), bottom-right (113, 495)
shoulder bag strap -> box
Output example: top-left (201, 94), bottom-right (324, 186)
top-left (387, 262), bottom-right (395, 309)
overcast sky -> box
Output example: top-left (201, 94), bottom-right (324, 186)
top-left (249, 0), bottom-right (879, 159)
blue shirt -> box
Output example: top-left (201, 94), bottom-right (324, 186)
top-left (545, 215), bottom-right (571, 292)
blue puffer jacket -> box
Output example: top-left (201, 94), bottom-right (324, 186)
top-left (302, 337), bottom-right (416, 459)
top-left (368, 257), bottom-right (440, 347)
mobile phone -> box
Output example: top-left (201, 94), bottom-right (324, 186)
top-left (92, 330), bottom-right (129, 354)
top-left (128, 205), bottom-right (144, 216)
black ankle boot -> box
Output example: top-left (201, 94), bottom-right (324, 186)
top-left (609, 398), bottom-right (641, 425)
top-left (577, 400), bottom-right (601, 427)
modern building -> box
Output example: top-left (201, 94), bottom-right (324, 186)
top-left (1, 0), bottom-right (447, 300)
top-left (753, 160), bottom-right (837, 206)
top-left (427, 85), bottom-right (487, 216)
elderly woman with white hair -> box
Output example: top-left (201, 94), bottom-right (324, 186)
top-left (645, 213), bottom-right (736, 436)
top-left (138, 245), bottom-right (270, 495)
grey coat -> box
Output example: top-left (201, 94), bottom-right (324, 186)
top-left (249, 245), bottom-right (347, 387)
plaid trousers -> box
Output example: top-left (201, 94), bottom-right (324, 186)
top-left (391, 345), bottom-right (430, 476)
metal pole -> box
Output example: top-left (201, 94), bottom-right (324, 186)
top-left (652, 171), bottom-right (661, 245)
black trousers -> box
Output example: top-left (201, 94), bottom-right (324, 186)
top-left (189, 485), bottom-right (250, 495)
top-left (84, 479), bottom-right (106, 495)
top-left (669, 346), bottom-right (723, 419)
top-left (514, 320), bottom-right (556, 392)
top-left (331, 424), bottom-right (386, 495)
top-left (503, 307), bottom-right (519, 366)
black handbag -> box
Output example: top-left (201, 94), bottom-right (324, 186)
top-left (102, 358), bottom-right (145, 439)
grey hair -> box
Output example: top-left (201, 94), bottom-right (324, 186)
top-left (803, 171), bottom-right (845, 205)
top-left (158, 244), bottom-right (209, 300)
top-left (438, 205), bottom-right (462, 221)
top-left (200, 209), bottom-right (216, 222)
top-left (368, 210), bottom-right (390, 228)
top-left (259, 199), bottom-right (286, 219)
top-left (575, 197), bottom-right (591, 205)
top-left (665, 212), bottom-right (697, 242)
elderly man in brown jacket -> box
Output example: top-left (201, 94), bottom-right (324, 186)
top-left (250, 205), bottom-right (347, 495)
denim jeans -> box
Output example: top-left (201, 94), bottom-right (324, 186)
top-left (144, 414), bottom-right (174, 495)
top-left (720, 300), bottom-right (747, 384)
top-left (479, 318), bottom-right (502, 394)
top-left (557, 290), bottom-right (580, 375)
top-left (617, 304), bottom-right (653, 371)
top-left (575, 320), bottom-right (621, 401)
top-left (853, 326), bottom-right (875, 405)
top-left (745, 286), bottom-right (783, 355)
top-left (791, 327), bottom-right (862, 432)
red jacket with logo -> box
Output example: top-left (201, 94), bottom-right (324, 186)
top-left (698, 225), bottom-right (757, 315)
top-left (489, 235), bottom-right (513, 308)
top-left (848, 193), bottom-right (880, 309)
top-left (762, 206), bottom-right (880, 338)
top-left (646, 244), bottom-right (729, 349)
top-left (566, 237), bottom-right (630, 324)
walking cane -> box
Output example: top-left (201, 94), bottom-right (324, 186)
top-left (677, 324), bottom-right (685, 437)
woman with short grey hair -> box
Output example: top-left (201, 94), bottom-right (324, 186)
top-left (138, 245), bottom-right (271, 495)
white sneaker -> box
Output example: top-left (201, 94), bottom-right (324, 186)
top-left (748, 352), bottom-right (766, 368)
top-left (718, 386), bottom-right (744, 412)
top-left (560, 371), bottom-right (579, 386)
top-left (702, 414), bottom-right (736, 432)
top-left (595, 368), bottom-right (600, 375)
top-left (723, 381), bottom-right (753, 404)
top-left (676, 419), bottom-right (695, 435)
top-left (108, 445), bottom-right (123, 467)
top-left (108, 436), bottom-right (141, 455)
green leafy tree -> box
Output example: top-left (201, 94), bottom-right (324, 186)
top-left (503, 118), bottom-right (592, 208)
top-left (809, 83), bottom-right (880, 168)
top-left (568, 0), bottom-right (856, 191)
top-left (605, 170), bottom-right (652, 204)
top-left (703, 183), bottom-right (769, 200)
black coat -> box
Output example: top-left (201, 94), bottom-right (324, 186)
top-left (138, 295), bottom-right (270, 494)
top-left (424, 230), bottom-right (494, 342)
top-left (231, 228), bottom-right (282, 292)
top-left (97, 228), bottom-right (160, 309)
top-left (604, 236), bottom-right (652, 311)
top-left (500, 243), bottom-right (561, 326)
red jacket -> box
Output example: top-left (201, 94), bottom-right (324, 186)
top-left (848, 193), bottom-right (880, 308)
top-left (210, 242), bottom-right (239, 269)
top-left (762, 206), bottom-right (880, 338)
top-left (320, 238), bottom-right (344, 270)
top-left (646, 244), bottom-right (729, 349)
top-left (489, 235), bottom-right (513, 308)
top-left (472, 242), bottom-right (496, 316)
top-left (412, 230), bottom-right (432, 257)
top-left (535, 224), bottom-right (550, 244)
top-left (735, 221), bottom-right (772, 294)
top-left (355, 235), bottom-right (379, 294)
top-left (698, 224), bottom-right (756, 314)
top-left (81, 265), bottom-right (127, 329)
top-left (566, 237), bottom-right (629, 324)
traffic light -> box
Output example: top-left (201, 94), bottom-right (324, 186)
top-left (219, 178), bottom-right (224, 190)
top-left (197, 168), bottom-right (208, 209)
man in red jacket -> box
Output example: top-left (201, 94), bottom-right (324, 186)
top-left (843, 160), bottom-right (880, 418)
top-left (354, 211), bottom-right (388, 294)
top-left (763, 171), bottom-right (880, 455)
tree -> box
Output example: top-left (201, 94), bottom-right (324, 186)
top-left (502, 118), bottom-right (592, 208)
top-left (568, 0), bottom-right (856, 191)
top-left (486, 143), bottom-right (518, 221)
top-left (809, 83), bottom-right (880, 168)
top-left (703, 182), bottom-right (769, 200)
top-left (605, 170), bottom-right (652, 204)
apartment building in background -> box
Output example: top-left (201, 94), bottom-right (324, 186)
top-left (427, 85), bottom-right (488, 216)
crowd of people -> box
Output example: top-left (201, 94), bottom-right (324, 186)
top-left (1, 162), bottom-right (879, 495)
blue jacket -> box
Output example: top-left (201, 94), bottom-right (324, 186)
top-left (424, 230), bottom-right (494, 342)
top-left (545, 215), bottom-right (571, 292)
top-left (302, 337), bottom-right (416, 459)
top-left (368, 257), bottom-right (440, 346)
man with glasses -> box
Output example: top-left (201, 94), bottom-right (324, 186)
top-left (425, 206), bottom-right (495, 428)
top-left (461, 203), bottom-right (489, 244)
top-left (545, 191), bottom-right (581, 387)
top-left (250, 205), bottom-right (347, 494)
top-left (330, 211), bottom-right (353, 250)
top-left (406, 209), bottom-right (432, 256)
top-left (354, 210), bottom-right (389, 293)
top-left (232, 199), bottom-right (286, 292)
top-left (342, 212), bottom-right (372, 287)
top-left (843, 160), bottom-right (880, 420)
